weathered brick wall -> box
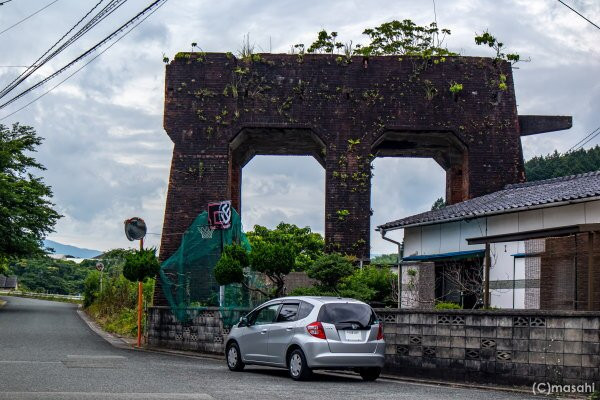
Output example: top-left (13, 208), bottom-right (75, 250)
top-left (157, 53), bottom-right (524, 304)
top-left (377, 309), bottom-right (600, 386)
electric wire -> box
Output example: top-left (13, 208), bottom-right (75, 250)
top-left (0, 0), bottom-right (59, 37)
top-left (0, 0), bottom-right (107, 97)
top-left (0, 0), bottom-right (130, 99)
top-left (0, 0), bottom-right (168, 120)
top-left (567, 126), bottom-right (600, 153)
top-left (557, 0), bottom-right (600, 30)
top-left (568, 125), bottom-right (600, 153)
top-left (0, 0), bottom-right (14, 6)
top-left (0, 0), bottom-right (163, 109)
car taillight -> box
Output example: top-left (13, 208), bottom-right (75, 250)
top-left (306, 322), bottom-right (326, 339)
top-left (377, 322), bottom-right (384, 340)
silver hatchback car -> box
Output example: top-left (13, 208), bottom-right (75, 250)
top-left (225, 296), bottom-right (385, 381)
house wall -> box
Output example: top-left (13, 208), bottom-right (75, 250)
top-left (401, 199), bottom-right (600, 309)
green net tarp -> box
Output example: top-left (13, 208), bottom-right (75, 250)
top-left (159, 209), bottom-right (264, 324)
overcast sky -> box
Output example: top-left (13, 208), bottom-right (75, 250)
top-left (0, 0), bottom-right (598, 255)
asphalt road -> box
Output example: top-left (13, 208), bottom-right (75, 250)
top-left (0, 296), bottom-right (539, 400)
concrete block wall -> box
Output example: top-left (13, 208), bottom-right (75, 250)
top-left (376, 309), bottom-right (600, 386)
top-left (148, 306), bottom-right (599, 387)
top-left (147, 306), bottom-right (247, 354)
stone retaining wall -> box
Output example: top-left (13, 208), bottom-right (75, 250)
top-left (148, 306), bottom-right (600, 387)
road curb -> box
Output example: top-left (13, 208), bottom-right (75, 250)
top-left (76, 308), bottom-right (225, 361)
top-left (139, 346), bottom-right (225, 361)
top-left (76, 309), bottom-right (133, 350)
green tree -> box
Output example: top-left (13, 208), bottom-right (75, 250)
top-left (83, 270), bottom-right (100, 307)
top-left (339, 266), bottom-right (395, 304)
top-left (213, 244), bottom-right (247, 287)
top-left (524, 146), bottom-right (600, 182)
top-left (431, 197), bottom-right (446, 210)
top-left (356, 19), bottom-right (455, 57)
top-left (371, 253), bottom-right (399, 265)
top-left (122, 248), bottom-right (160, 283)
top-left (8, 256), bottom-right (89, 295)
top-left (246, 223), bottom-right (324, 270)
top-left (0, 123), bottom-right (61, 260)
top-left (214, 240), bottom-right (295, 298)
top-left (305, 252), bottom-right (355, 291)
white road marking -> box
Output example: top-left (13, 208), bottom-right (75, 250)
top-left (0, 360), bottom-right (61, 364)
top-left (0, 393), bottom-right (214, 400)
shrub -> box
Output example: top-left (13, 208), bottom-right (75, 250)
top-left (306, 253), bottom-right (355, 290)
top-left (123, 248), bottom-right (160, 283)
top-left (435, 301), bottom-right (462, 310)
top-left (340, 266), bottom-right (395, 304)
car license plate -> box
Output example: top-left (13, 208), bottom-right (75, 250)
top-left (345, 330), bottom-right (361, 341)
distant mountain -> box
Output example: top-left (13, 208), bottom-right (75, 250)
top-left (43, 240), bottom-right (102, 259)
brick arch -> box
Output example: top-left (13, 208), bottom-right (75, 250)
top-left (372, 129), bottom-right (469, 204)
top-left (228, 125), bottom-right (326, 213)
top-left (154, 52), bottom-right (570, 305)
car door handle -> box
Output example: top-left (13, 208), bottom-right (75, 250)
top-left (285, 327), bottom-right (293, 332)
top-left (261, 329), bottom-right (268, 334)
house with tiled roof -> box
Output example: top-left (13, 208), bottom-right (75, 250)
top-left (377, 171), bottom-right (600, 311)
top-left (0, 275), bottom-right (18, 291)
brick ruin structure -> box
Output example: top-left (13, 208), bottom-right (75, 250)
top-left (154, 53), bottom-right (570, 304)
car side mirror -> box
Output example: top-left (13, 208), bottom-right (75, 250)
top-left (239, 316), bottom-right (249, 327)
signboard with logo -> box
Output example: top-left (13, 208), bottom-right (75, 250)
top-left (207, 200), bottom-right (231, 229)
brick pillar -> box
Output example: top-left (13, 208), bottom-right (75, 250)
top-left (445, 153), bottom-right (470, 205)
top-left (229, 157), bottom-right (242, 215)
top-left (154, 147), bottom-right (230, 306)
top-left (324, 145), bottom-right (371, 259)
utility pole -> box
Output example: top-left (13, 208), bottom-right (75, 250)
top-left (137, 237), bottom-right (143, 348)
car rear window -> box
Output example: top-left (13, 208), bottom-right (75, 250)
top-left (317, 303), bottom-right (376, 328)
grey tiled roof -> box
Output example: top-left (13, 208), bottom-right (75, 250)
top-left (4, 276), bottom-right (17, 289)
top-left (0, 275), bottom-right (17, 289)
top-left (378, 170), bottom-right (600, 230)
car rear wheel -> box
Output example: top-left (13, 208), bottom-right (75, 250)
top-left (226, 342), bottom-right (244, 371)
top-left (359, 367), bottom-right (381, 381)
top-left (288, 349), bottom-right (312, 381)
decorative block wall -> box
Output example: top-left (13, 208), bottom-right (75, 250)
top-left (147, 306), bottom-right (246, 354)
top-left (377, 309), bottom-right (600, 386)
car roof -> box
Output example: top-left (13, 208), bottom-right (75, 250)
top-left (266, 296), bottom-right (367, 306)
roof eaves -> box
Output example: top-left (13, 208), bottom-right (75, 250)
top-left (378, 195), bottom-right (600, 231)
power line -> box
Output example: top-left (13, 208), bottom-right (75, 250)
top-left (1, 0), bottom-right (107, 96)
top-left (557, 0), bottom-right (600, 30)
top-left (0, 0), bottom-right (129, 99)
top-left (0, 0), bottom-right (14, 6)
top-left (566, 126), bottom-right (600, 152)
top-left (0, 0), bottom-right (156, 107)
top-left (0, 0), bottom-right (60, 37)
top-left (568, 125), bottom-right (600, 153)
top-left (0, 0), bottom-right (168, 120)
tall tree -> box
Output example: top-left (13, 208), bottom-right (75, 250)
top-left (0, 123), bottom-right (61, 262)
top-left (525, 147), bottom-right (600, 182)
